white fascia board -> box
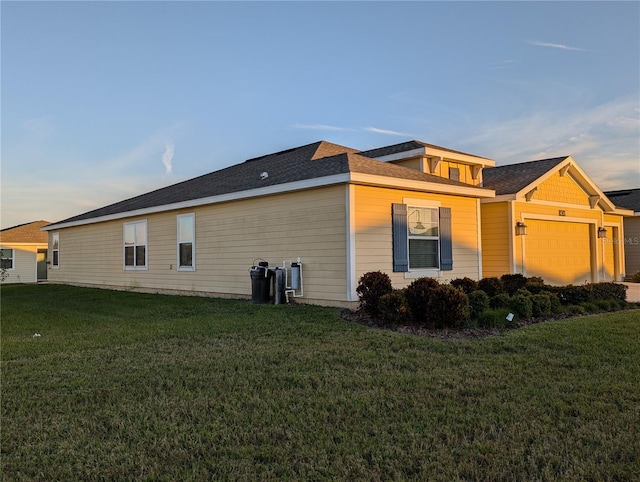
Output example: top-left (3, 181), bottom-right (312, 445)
top-left (480, 194), bottom-right (518, 204)
top-left (42, 173), bottom-right (352, 230)
top-left (0, 242), bottom-right (48, 247)
top-left (349, 173), bottom-right (495, 198)
top-left (424, 146), bottom-right (495, 167)
top-left (372, 148), bottom-right (426, 163)
top-left (372, 146), bottom-right (495, 167)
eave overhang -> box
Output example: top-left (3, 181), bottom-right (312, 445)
top-left (43, 172), bottom-right (495, 231)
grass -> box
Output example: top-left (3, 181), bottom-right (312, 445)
top-left (2, 284), bottom-right (639, 481)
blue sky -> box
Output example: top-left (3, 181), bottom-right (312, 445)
top-left (2, 1), bottom-right (639, 229)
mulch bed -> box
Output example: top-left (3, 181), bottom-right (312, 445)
top-left (341, 308), bottom-right (572, 340)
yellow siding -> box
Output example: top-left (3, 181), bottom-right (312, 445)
top-left (535, 172), bottom-right (590, 205)
top-left (391, 158), bottom-right (422, 171)
top-left (353, 185), bottom-right (480, 289)
top-left (480, 203), bottom-right (510, 278)
top-left (389, 157), bottom-right (481, 186)
top-left (48, 186), bottom-right (348, 304)
top-left (0, 244), bottom-right (43, 284)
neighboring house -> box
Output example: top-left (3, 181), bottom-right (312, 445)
top-left (604, 188), bottom-right (640, 276)
top-left (481, 157), bottom-right (630, 285)
top-left (0, 220), bottom-right (50, 284)
top-left (42, 140), bottom-right (496, 307)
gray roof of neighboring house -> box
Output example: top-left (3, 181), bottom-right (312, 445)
top-left (0, 220), bottom-right (50, 243)
top-left (604, 188), bottom-right (640, 212)
top-left (48, 141), bottom-right (491, 227)
top-left (482, 157), bottom-right (568, 195)
top-left (359, 140), bottom-right (492, 161)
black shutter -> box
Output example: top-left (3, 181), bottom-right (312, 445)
top-left (392, 203), bottom-right (408, 272)
top-left (439, 207), bottom-right (453, 271)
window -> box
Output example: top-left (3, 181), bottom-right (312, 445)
top-left (0, 248), bottom-right (14, 270)
top-left (52, 232), bottom-right (60, 268)
top-left (177, 213), bottom-right (195, 271)
top-left (392, 204), bottom-right (453, 273)
top-left (408, 207), bottom-right (439, 269)
top-left (123, 220), bottom-right (147, 269)
top-left (449, 167), bottom-right (460, 182)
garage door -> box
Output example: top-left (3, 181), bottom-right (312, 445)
top-left (525, 220), bottom-right (592, 285)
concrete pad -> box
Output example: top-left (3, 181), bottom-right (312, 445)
top-left (621, 283), bottom-right (640, 303)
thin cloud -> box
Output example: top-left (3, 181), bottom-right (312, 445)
top-left (162, 143), bottom-right (175, 174)
top-left (362, 127), bottom-right (413, 137)
top-left (530, 41), bottom-right (586, 51)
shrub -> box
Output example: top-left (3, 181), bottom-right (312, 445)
top-left (404, 277), bottom-right (440, 323)
top-left (478, 277), bottom-right (504, 297)
top-left (531, 293), bottom-right (552, 317)
top-left (477, 309), bottom-right (511, 329)
top-left (510, 293), bottom-right (533, 320)
top-left (563, 305), bottom-right (586, 316)
top-left (425, 285), bottom-right (470, 329)
top-left (489, 293), bottom-right (511, 309)
top-left (356, 271), bottom-right (393, 318)
top-left (629, 271), bottom-right (640, 283)
top-left (468, 290), bottom-right (490, 320)
top-left (500, 274), bottom-right (528, 296)
top-left (589, 282), bottom-right (627, 302)
top-left (378, 290), bottom-right (411, 325)
top-left (525, 276), bottom-right (546, 294)
top-left (544, 291), bottom-right (562, 314)
top-left (450, 277), bottom-right (478, 295)
top-left (515, 288), bottom-right (532, 298)
top-left (556, 285), bottom-right (590, 305)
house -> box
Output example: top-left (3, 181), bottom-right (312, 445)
top-left (604, 188), bottom-right (640, 277)
top-left (481, 157), bottom-right (630, 285)
top-left (0, 220), bottom-right (50, 284)
top-left (42, 140), bottom-right (496, 307)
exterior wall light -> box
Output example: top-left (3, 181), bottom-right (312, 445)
top-left (515, 221), bottom-right (528, 236)
top-left (598, 227), bottom-right (607, 239)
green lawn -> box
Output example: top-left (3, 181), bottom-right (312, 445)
top-left (2, 284), bottom-right (639, 481)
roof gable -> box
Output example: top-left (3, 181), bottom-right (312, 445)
top-left (482, 157), bottom-right (568, 195)
top-left (483, 156), bottom-right (617, 212)
top-left (0, 220), bottom-right (50, 243)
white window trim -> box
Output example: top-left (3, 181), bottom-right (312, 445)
top-left (123, 220), bottom-right (148, 271)
top-left (1, 247), bottom-right (15, 271)
top-left (404, 199), bottom-right (442, 277)
top-left (177, 213), bottom-right (195, 272)
top-left (52, 232), bottom-right (60, 269)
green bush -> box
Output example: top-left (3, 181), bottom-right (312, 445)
top-left (468, 290), bottom-right (489, 320)
top-left (629, 271), bottom-right (640, 283)
top-left (531, 293), bottom-right (552, 317)
top-left (404, 277), bottom-right (440, 323)
top-left (489, 293), bottom-right (511, 309)
top-left (510, 293), bottom-right (533, 320)
top-left (583, 302), bottom-right (600, 313)
top-left (425, 285), bottom-right (470, 329)
top-left (478, 277), bottom-right (504, 298)
top-left (378, 290), bottom-right (411, 325)
top-left (556, 285), bottom-right (590, 305)
top-left (450, 277), bottom-right (478, 295)
top-left (524, 276), bottom-right (546, 294)
top-left (500, 274), bottom-right (528, 296)
top-left (563, 305), bottom-right (586, 316)
top-left (477, 309), bottom-right (511, 329)
top-left (544, 291), bottom-right (562, 314)
top-left (356, 271), bottom-right (393, 318)
top-left (589, 282), bottom-right (627, 302)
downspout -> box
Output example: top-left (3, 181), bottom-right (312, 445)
top-left (476, 198), bottom-right (483, 279)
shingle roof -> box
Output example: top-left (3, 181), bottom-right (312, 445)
top-left (482, 157), bottom-right (568, 195)
top-left (47, 140), bottom-right (491, 228)
top-left (359, 140), bottom-right (492, 161)
top-left (0, 220), bottom-right (50, 243)
top-left (604, 188), bottom-right (640, 212)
